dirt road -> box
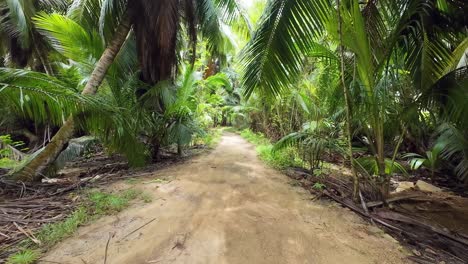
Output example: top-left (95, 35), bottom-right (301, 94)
top-left (41, 133), bottom-right (408, 264)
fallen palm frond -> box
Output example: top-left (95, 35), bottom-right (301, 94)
top-left (0, 196), bottom-right (74, 261)
top-left (285, 168), bottom-right (468, 264)
top-left (0, 142), bottom-right (209, 262)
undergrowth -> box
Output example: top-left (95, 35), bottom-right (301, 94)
top-left (239, 129), bottom-right (303, 169)
top-left (193, 127), bottom-right (224, 148)
top-left (203, 128), bottom-right (224, 148)
top-left (8, 189), bottom-right (146, 263)
top-left (5, 249), bottom-right (39, 264)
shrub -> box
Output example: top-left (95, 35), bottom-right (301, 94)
top-left (240, 129), bottom-right (303, 169)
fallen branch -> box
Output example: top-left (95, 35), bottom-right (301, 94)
top-left (322, 190), bottom-right (403, 232)
top-left (13, 222), bottom-right (41, 245)
top-left (0, 231), bottom-right (10, 239)
top-left (375, 211), bottom-right (468, 247)
top-left (366, 194), bottom-right (423, 208)
top-left (104, 232), bottom-right (115, 264)
top-left (118, 218), bottom-right (157, 242)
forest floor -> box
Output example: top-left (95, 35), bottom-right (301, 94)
top-left (39, 133), bottom-right (408, 264)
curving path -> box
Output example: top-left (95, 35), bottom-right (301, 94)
top-left (41, 133), bottom-right (408, 264)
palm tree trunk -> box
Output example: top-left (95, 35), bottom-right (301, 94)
top-left (177, 143), bottom-right (183, 156)
top-left (337, 0), bottom-right (359, 200)
top-left (12, 16), bottom-right (131, 182)
top-left (376, 124), bottom-right (389, 197)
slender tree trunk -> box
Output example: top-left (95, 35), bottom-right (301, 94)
top-left (177, 143), bottom-right (183, 157)
top-left (337, 0), bottom-right (359, 200)
top-left (376, 124), bottom-right (388, 197)
top-left (276, 106), bottom-right (286, 136)
top-left (151, 138), bottom-right (161, 162)
top-left (32, 33), bottom-right (53, 75)
top-left (12, 16), bottom-right (131, 182)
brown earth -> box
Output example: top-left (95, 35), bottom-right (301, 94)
top-left (40, 133), bottom-right (409, 264)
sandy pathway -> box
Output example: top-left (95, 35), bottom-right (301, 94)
top-left (41, 133), bottom-right (408, 264)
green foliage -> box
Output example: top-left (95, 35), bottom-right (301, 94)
top-left (1, 0), bottom-right (466, 195)
top-left (240, 129), bottom-right (302, 169)
top-left (88, 189), bottom-right (139, 215)
top-left (273, 120), bottom-right (339, 174)
top-left (240, 0), bottom-right (332, 97)
top-left (257, 144), bottom-right (302, 169)
top-left (240, 129), bottom-right (269, 145)
top-left (36, 207), bottom-right (89, 248)
top-left (404, 144), bottom-right (444, 172)
top-left (355, 157), bottom-right (408, 177)
top-left (196, 128), bottom-right (224, 148)
top-left (6, 249), bottom-right (39, 264)
top-left (1, 0), bottom-right (249, 178)
top-left (240, 0), bottom-right (468, 193)
top-left (312, 182), bottom-right (326, 191)
top-left (0, 135), bottom-right (25, 170)
top-left (435, 123), bottom-right (468, 182)
top-left (0, 68), bottom-right (84, 125)
top-left (34, 12), bottom-right (104, 68)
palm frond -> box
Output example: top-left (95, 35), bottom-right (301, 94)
top-left (215, 0), bottom-right (252, 37)
top-left (196, 0), bottom-right (232, 61)
top-left (67, 0), bottom-right (102, 31)
top-left (436, 123), bottom-right (468, 181)
top-left (240, 0), bottom-right (332, 97)
top-left (99, 0), bottom-right (127, 42)
top-left (205, 72), bottom-right (232, 91)
top-left (34, 12), bottom-right (104, 71)
top-left (37, 0), bottom-right (67, 12)
top-left (0, 0), bottom-right (34, 47)
top-left (272, 132), bottom-right (307, 153)
top-left (0, 68), bottom-right (81, 125)
top-left (355, 157), bottom-right (408, 176)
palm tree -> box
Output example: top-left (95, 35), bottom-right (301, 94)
top-left (241, 0), bottom-right (468, 197)
top-left (11, 0), bottom-right (250, 181)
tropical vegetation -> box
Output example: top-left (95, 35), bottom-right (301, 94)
top-left (1, 0), bottom-right (468, 262)
top-left (0, 0), bottom-right (467, 226)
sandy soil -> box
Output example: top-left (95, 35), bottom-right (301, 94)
top-left (40, 133), bottom-right (409, 264)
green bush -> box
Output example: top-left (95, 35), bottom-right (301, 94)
top-left (240, 129), bottom-right (303, 169)
top-left (240, 129), bottom-right (270, 145)
top-left (193, 128), bottom-right (224, 148)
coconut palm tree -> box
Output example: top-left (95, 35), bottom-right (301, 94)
top-left (10, 0), bottom-right (250, 181)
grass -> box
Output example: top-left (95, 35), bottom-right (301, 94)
top-left (202, 127), bottom-right (224, 148)
top-left (240, 129), bottom-right (270, 145)
top-left (6, 250), bottom-right (39, 264)
top-left (239, 129), bottom-right (303, 169)
top-left (143, 178), bottom-right (170, 184)
top-left (88, 189), bottom-right (139, 215)
top-left (125, 178), bottom-right (141, 185)
top-left (140, 192), bottom-right (153, 203)
top-left (36, 207), bottom-right (89, 248)
top-left (8, 188), bottom-right (146, 262)
top-left (223, 126), bottom-right (240, 133)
